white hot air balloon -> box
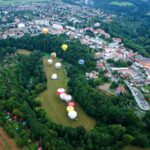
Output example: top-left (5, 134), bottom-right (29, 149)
top-left (18, 23), bottom-right (25, 28)
top-left (59, 93), bottom-right (67, 100)
top-left (57, 88), bottom-right (65, 95)
top-left (47, 59), bottom-right (53, 65)
top-left (68, 111), bottom-right (77, 120)
top-left (64, 95), bottom-right (72, 102)
top-left (51, 74), bottom-right (57, 80)
top-left (55, 62), bottom-right (62, 69)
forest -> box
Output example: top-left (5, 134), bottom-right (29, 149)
top-left (0, 34), bottom-right (150, 149)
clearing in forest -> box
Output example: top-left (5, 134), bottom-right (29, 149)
top-left (38, 57), bottom-right (96, 130)
top-left (17, 49), bottom-right (96, 130)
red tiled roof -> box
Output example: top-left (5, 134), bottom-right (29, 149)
top-left (116, 86), bottom-right (126, 92)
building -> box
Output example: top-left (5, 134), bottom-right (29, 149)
top-left (115, 86), bottom-right (127, 95)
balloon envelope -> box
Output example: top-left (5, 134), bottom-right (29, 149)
top-left (66, 106), bottom-right (74, 112)
top-left (61, 44), bottom-right (68, 51)
top-left (51, 52), bottom-right (57, 58)
top-left (42, 28), bottom-right (49, 34)
top-left (68, 102), bottom-right (75, 107)
top-left (18, 23), bottom-right (25, 28)
top-left (51, 74), bottom-right (57, 80)
top-left (57, 88), bottom-right (65, 95)
top-left (47, 59), bottom-right (53, 64)
top-left (68, 111), bottom-right (77, 119)
top-left (59, 93), bottom-right (67, 100)
top-left (78, 59), bottom-right (85, 65)
top-left (64, 95), bottom-right (72, 102)
top-left (55, 62), bottom-right (62, 69)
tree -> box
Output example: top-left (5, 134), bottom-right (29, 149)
top-left (143, 111), bottom-right (150, 130)
top-left (110, 82), bottom-right (118, 89)
top-left (12, 109), bottom-right (23, 118)
top-left (109, 124), bottom-right (126, 140)
top-left (134, 134), bottom-right (149, 148)
top-left (123, 134), bottom-right (135, 145)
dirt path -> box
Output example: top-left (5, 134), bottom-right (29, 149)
top-left (0, 128), bottom-right (20, 150)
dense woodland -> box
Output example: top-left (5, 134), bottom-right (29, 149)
top-left (0, 34), bottom-right (150, 149)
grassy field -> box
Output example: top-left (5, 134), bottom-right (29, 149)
top-left (17, 50), bottom-right (96, 130)
top-left (110, 1), bottom-right (134, 7)
top-left (16, 49), bottom-right (32, 55)
top-left (124, 146), bottom-right (150, 150)
top-left (38, 57), bottom-right (96, 130)
top-left (0, 0), bottom-right (49, 5)
top-left (0, 128), bottom-right (20, 150)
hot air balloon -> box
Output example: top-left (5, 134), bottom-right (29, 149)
top-left (68, 110), bottom-right (77, 119)
top-left (47, 59), bottom-right (53, 65)
top-left (57, 88), bottom-right (65, 95)
top-left (18, 23), bottom-right (25, 28)
top-left (55, 62), bottom-right (62, 69)
top-left (68, 102), bottom-right (75, 107)
top-left (78, 59), bottom-right (85, 65)
top-left (61, 44), bottom-right (68, 51)
top-left (66, 106), bottom-right (74, 112)
top-left (42, 28), bottom-right (49, 34)
top-left (51, 52), bottom-right (57, 58)
top-left (59, 93), bottom-right (67, 100)
top-left (51, 74), bottom-right (57, 80)
top-left (64, 95), bottom-right (72, 102)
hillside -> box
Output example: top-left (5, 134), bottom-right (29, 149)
top-left (63, 0), bottom-right (150, 57)
top-left (63, 0), bottom-right (150, 16)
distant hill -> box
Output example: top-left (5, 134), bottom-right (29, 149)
top-left (0, 0), bottom-right (49, 5)
top-left (63, 0), bottom-right (150, 16)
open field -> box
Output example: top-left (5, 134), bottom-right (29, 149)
top-left (38, 57), bottom-right (96, 130)
top-left (0, 0), bottom-right (49, 5)
top-left (0, 128), bottom-right (20, 150)
top-left (17, 50), bottom-right (95, 130)
top-left (110, 1), bottom-right (134, 7)
top-left (124, 146), bottom-right (150, 150)
top-left (16, 49), bottom-right (32, 55)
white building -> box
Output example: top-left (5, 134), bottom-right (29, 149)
top-left (35, 19), bottom-right (50, 26)
top-left (52, 24), bottom-right (63, 30)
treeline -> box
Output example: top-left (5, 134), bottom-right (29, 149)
top-left (101, 19), bottom-right (150, 57)
top-left (0, 34), bottom-right (150, 149)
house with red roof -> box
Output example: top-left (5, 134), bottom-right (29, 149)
top-left (115, 86), bottom-right (127, 95)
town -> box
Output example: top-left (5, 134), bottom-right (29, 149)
top-left (0, 0), bottom-right (150, 111)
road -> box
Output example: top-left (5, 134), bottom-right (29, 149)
top-left (125, 81), bottom-right (150, 111)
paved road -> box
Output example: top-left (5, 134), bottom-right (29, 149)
top-left (125, 81), bottom-right (150, 111)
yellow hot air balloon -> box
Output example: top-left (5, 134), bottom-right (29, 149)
top-left (42, 28), bottom-right (49, 34)
top-left (66, 106), bottom-right (74, 112)
top-left (61, 44), bottom-right (68, 51)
